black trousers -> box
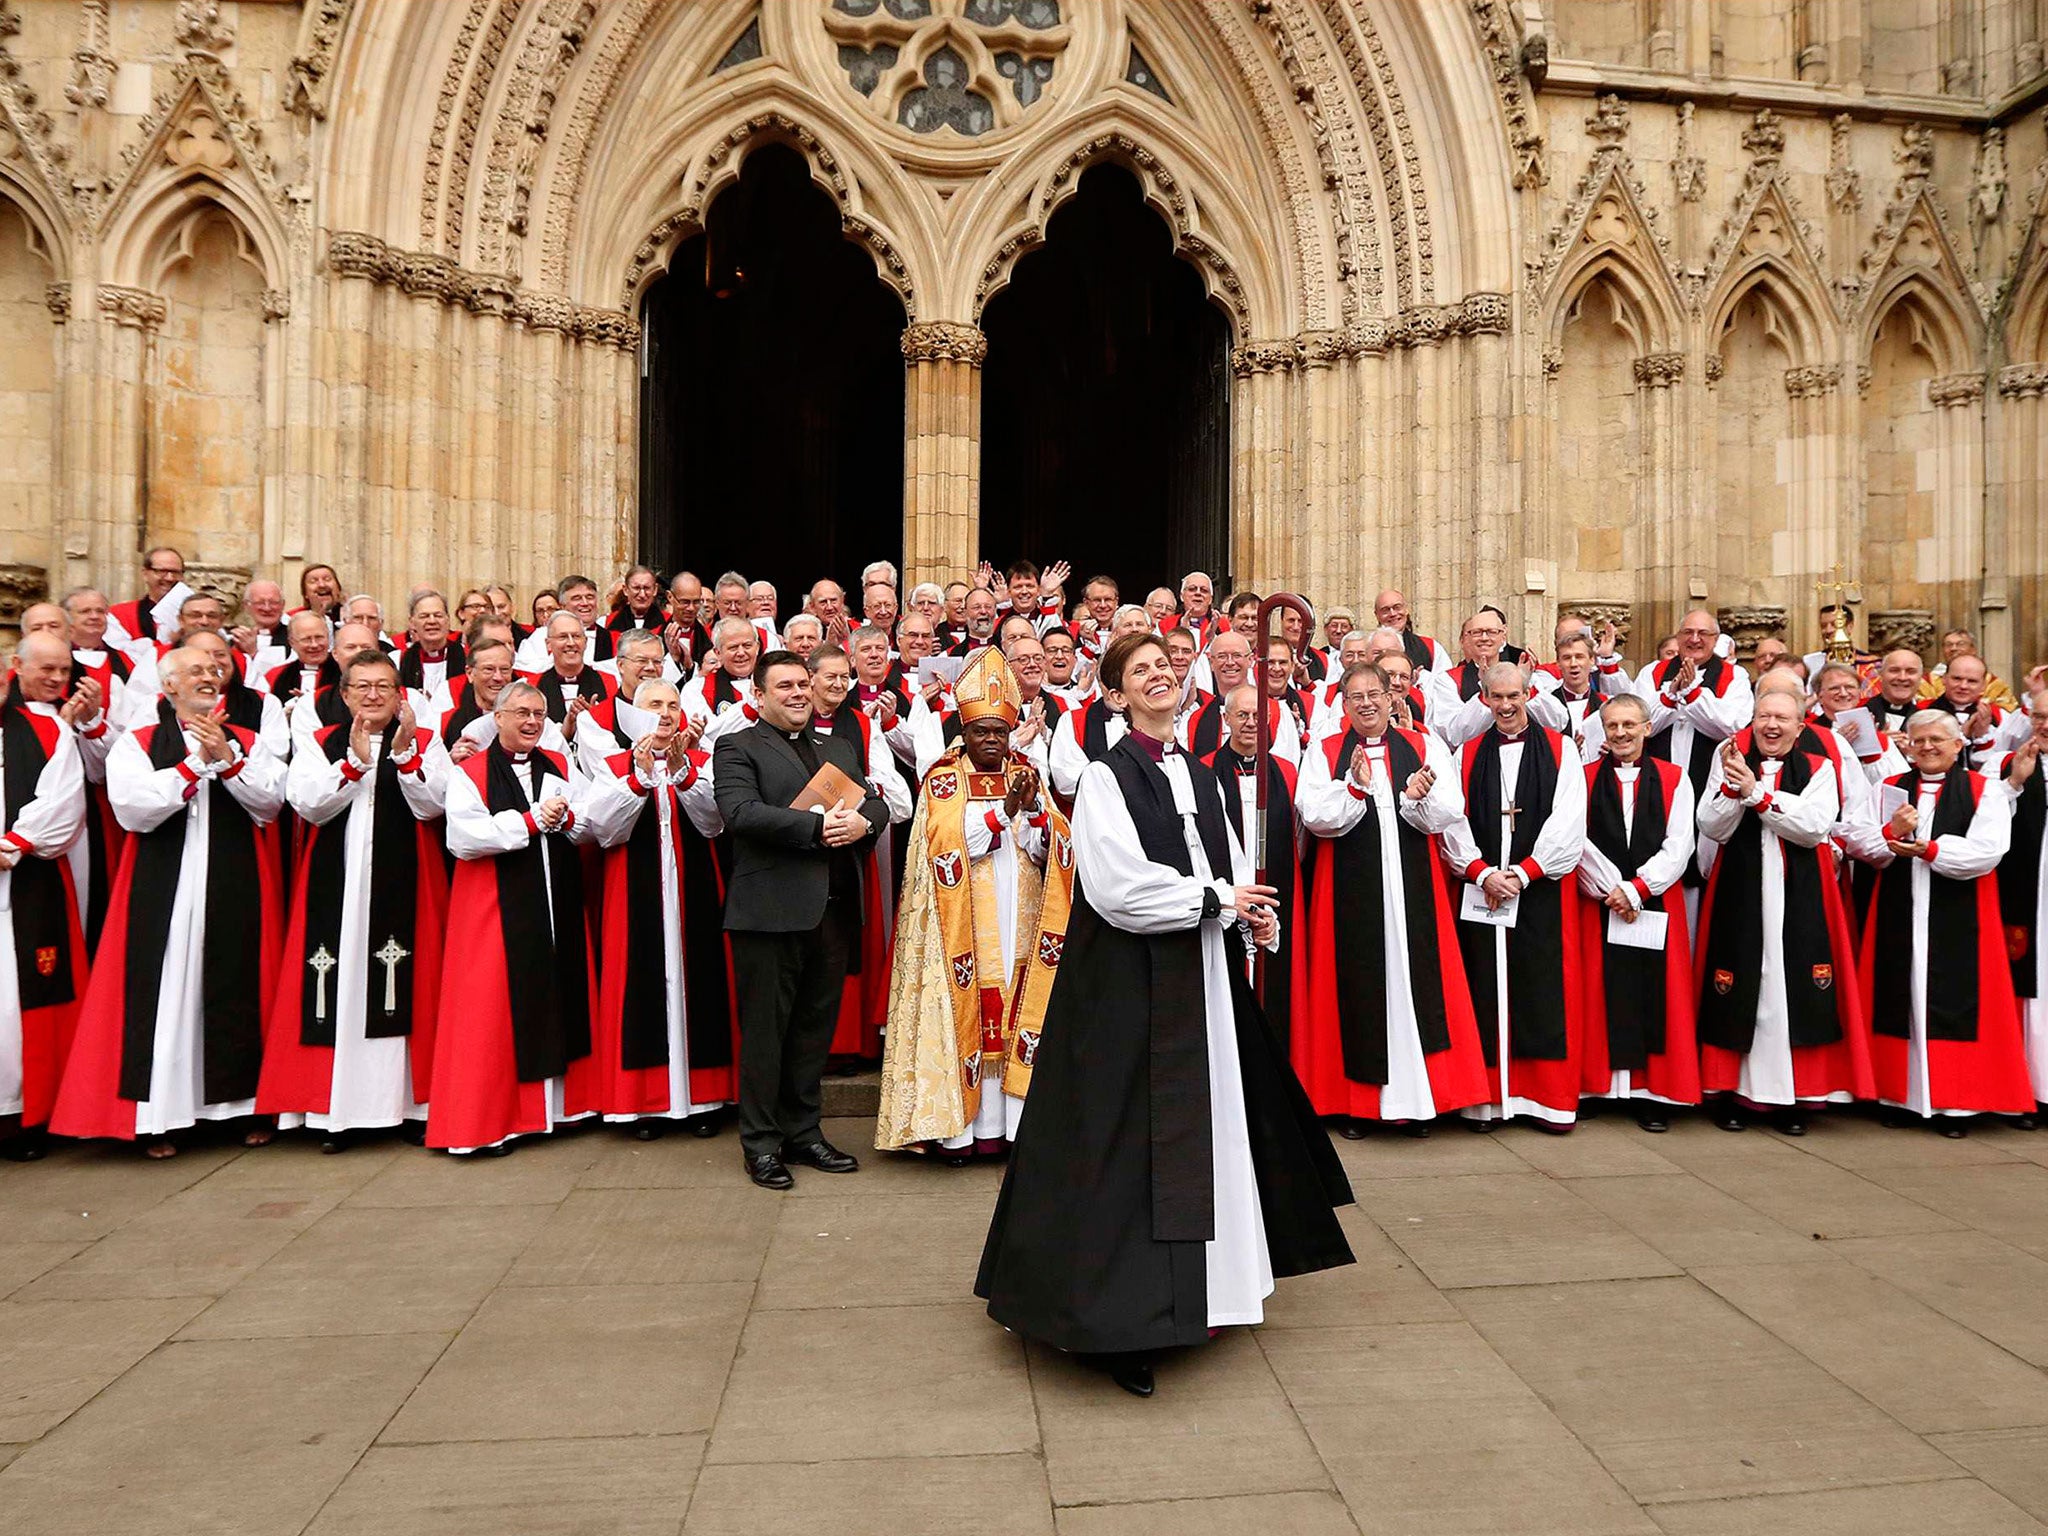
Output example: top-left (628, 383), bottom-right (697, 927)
top-left (729, 901), bottom-right (854, 1159)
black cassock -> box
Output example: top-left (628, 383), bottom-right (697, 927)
top-left (976, 736), bottom-right (1352, 1355)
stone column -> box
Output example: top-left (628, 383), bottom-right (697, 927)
top-left (1633, 351), bottom-right (1686, 646)
top-left (1783, 363), bottom-right (1844, 651)
top-left (1229, 339), bottom-right (1298, 593)
top-left (1997, 363), bottom-right (2047, 671)
top-left (899, 322), bottom-right (985, 588)
top-left (1927, 372), bottom-right (1990, 658)
top-left (92, 285), bottom-right (166, 594)
top-left (324, 233), bottom-right (385, 598)
top-left (259, 288), bottom-right (290, 573)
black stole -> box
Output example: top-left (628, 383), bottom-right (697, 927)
top-left (1999, 770), bottom-right (2045, 999)
top-left (221, 674), bottom-right (266, 734)
top-left (1585, 758), bottom-right (1670, 1067)
top-left (1871, 771), bottom-right (1982, 1041)
top-left (1210, 744), bottom-right (1305, 1041)
top-left (272, 656), bottom-right (340, 703)
top-left (1325, 730), bottom-right (1449, 1081)
top-left (536, 666), bottom-right (608, 723)
top-left (1400, 629), bottom-right (1432, 675)
top-left (1100, 740), bottom-right (1235, 1240)
top-left (121, 700), bottom-right (264, 1104)
top-left (1, 702), bottom-right (75, 1010)
top-left (1187, 700), bottom-right (1225, 759)
top-left (482, 744), bottom-right (591, 1080)
top-left (1449, 662), bottom-right (1483, 702)
top-left (297, 726), bottom-right (425, 1045)
top-left (1644, 655), bottom-right (1731, 796)
top-left (397, 639), bottom-right (464, 693)
top-left (440, 683), bottom-right (487, 747)
top-left (1457, 729), bottom-right (1570, 1061)
top-left (1080, 699), bottom-right (1117, 760)
top-left (1696, 748), bottom-right (1841, 1052)
top-left (616, 774), bottom-right (676, 1072)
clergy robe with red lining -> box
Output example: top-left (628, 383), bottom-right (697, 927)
top-left (0, 700), bottom-right (88, 1128)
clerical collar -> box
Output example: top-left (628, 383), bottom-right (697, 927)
top-left (783, 728), bottom-right (806, 742)
top-left (1128, 728), bottom-right (1175, 762)
top-left (1495, 728), bottom-right (1525, 744)
top-left (813, 712), bottom-right (836, 727)
top-left (1919, 773), bottom-right (1947, 785)
top-left (510, 750), bottom-right (531, 762)
top-left (419, 648), bottom-right (446, 662)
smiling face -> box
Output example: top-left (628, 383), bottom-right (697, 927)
top-left (495, 687), bottom-right (548, 753)
top-left (64, 590), bottom-right (110, 649)
top-left (1040, 630), bottom-right (1075, 682)
top-left (1145, 589), bottom-right (1178, 624)
top-left (1209, 632), bottom-right (1251, 692)
top-left (300, 565), bottom-right (340, 609)
top-left (143, 549), bottom-right (187, 603)
top-left (1879, 649), bottom-right (1923, 703)
top-left (288, 611), bottom-right (331, 665)
top-left (1484, 668), bottom-right (1529, 734)
top-left (1106, 638), bottom-right (1177, 731)
top-left (852, 631), bottom-right (891, 684)
top-left (159, 648), bottom-right (222, 719)
top-left (244, 580), bottom-right (285, 627)
top-left (615, 634), bottom-right (665, 696)
top-left (756, 659), bottom-right (813, 731)
top-left (13, 634), bottom-right (71, 703)
top-left (344, 656), bottom-right (402, 731)
top-left (634, 680), bottom-right (683, 738)
top-left (1460, 614), bottom-right (1505, 668)
top-left (1675, 610), bottom-right (1718, 663)
top-left (809, 652), bottom-right (852, 715)
top-left (559, 583), bottom-right (599, 626)
top-left (965, 589), bottom-right (997, 638)
top-left (1751, 691), bottom-right (1800, 758)
top-left (1084, 581), bottom-right (1117, 623)
top-left (898, 616), bottom-right (935, 663)
top-left (1165, 629), bottom-right (1196, 681)
top-left (411, 595), bottom-right (450, 651)
top-left (717, 622), bottom-right (759, 679)
top-left (1341, 667), bottom-right (1390, 738)
top-left (1007, 572), bottom-right (1039, 609)
top-left (1262, 639), bottom-right (1295, 696)
top-left (467, 640), bottom-right (514, 708)
top-left (1905, 717), bottom-right (1964, 776)
top-left (1373, 590), bottom-right (1409, 629)
top-left (862, 585), bottom-right (897, 630)
top-left (1943, 655), bottom-right (1987, 710)
top-left (1180, 574), bottom-right (1213, 620)
top-left (1601, 696), bottom-right (1648, 761)
top-left (808, 582), bottom-right (845, 622)
top-left (623, 569), bottom-right (661, 615)
top-left (1556, 636), bottom-right (1594, 693)
top-left (1815, 667), bottom-right (1861, 718)
top-left (1009, 635), bottom-right (1045, 692)
top-left (546, 612), bottom-right (587, 673)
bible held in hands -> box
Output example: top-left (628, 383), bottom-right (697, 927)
top-left (789, 760), bottom-right (868, 814)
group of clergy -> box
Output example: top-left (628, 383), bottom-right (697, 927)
top-left (1, 546), bottom-right (2043, 1167)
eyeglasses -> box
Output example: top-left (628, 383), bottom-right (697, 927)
top-left (349, 681), bottom-right (398, 697)
top-left (503, 707), bottom-right (548, 722)
top-left (1345, 689), bottom-right (1388, 705)
top-left (146, 564), bottom-right (184, 576)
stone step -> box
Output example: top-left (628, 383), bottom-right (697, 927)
top-left (821, 1069), bottom-right (881, 1120)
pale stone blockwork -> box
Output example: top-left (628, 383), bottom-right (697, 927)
top-left (0, 0), bottom-right (2036, 669)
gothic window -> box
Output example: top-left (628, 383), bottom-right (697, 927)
top-left (1125, 43), bottom-right (1170, 101)
top-left (824, 0), bottom-right (1067, 137)
top-left (898, 47), bottom-right (995, 136)
top-left (714, 16), bottom-right (762, 71)
top-left (839, 42), bottom-right (900, 95)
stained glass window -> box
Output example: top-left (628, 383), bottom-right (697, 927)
top-left (897, 47), bottom-right (994, 136)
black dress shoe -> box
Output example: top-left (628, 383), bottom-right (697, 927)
top-left (938, 1151), bottom-right (974, 1168)
top-left (1094, 1353), bottom-right (1154, 1398)
top-left (785, 1139), bottom-right (859, 1174)
top-left (686, 1115), bottom-right (720, 1139)
top-left (1338, 1119), bottom-right (1368, 1140)
top-left (1635, 1112), bottom-right (1670, 1134)
top-left (1463, 1116), bottom-right (1499, 1133)
top-left (473, 1142), bottom-right (514, 1158)
top-left (1397, 1121), bottom-right (1431, 1139)
top-left (746, 1152), bottom-right (794, 1190)
top-left (1712, 1102), bottom-right (1747, 1132)
top-left (1, 1129), bottom-right (48, 1162)
top-left (398, 1121), bottom-right (427, 1146)
top-left (1938, 1120), bottom-right (1970, 1139)
top-left (318, 1132), bottom-right (350, 1155)
top-left (1775, 1111), bottom-right (1807, 1137)
top-left (2010, 1111), bottom-right (2039, 1131)
top-left (631, 1122), bottom-right (664, 1142)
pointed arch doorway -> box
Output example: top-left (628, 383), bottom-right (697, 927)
top-left (979, 163), bottom-right (1232, 598)
top-left (637, 143), bottom-right (905, 602)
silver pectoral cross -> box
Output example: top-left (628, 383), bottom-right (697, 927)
top-left (373, 937), bottom-right (411, 1015)
top-left (308, 944), bottom-right (338, 1022)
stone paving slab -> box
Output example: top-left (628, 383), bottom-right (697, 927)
top-left (1, 1113), bottom-right (2046, 1533)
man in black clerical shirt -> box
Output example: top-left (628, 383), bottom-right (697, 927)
top-left (714, 650), bottom-right (889, 1189)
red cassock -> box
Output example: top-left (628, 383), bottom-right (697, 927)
top-left (1294, 728), bottom-right (1491, 1120)
top-left (1857, 768), bottom-right (2033, 1115)
top-left (816, 708), bottom-right (891, 1059)
top-left (52, 718), bottom-right (283, 1141)
top-left (590, 747), bottom-right (742, 1116)
top-left (255, 728), bottom-right (449, 1118)
top-left (3, 701), bottom-right (91, 1128)
top-left (426, 747), bottom-right (597, 1151)
top-left (1575, 756), bottom-right (1701, 1105)
top-left (1695, 733), bottom-right (1873, 1104)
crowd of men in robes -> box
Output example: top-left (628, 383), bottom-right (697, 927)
top-left (3, 544), bottom-right (2047, 1178)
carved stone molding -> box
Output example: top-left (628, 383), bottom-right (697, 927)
top-left (1541, 348), bottom-right (1562, 377)
top-left (287, 0), bottom-right (355, 120)
top-left (0, 562), bottom-right (47, 630)
top-left (65, 0), bottom-right (114, 108)
top-left (1740, 108), bottom-right (1786, 165)
top-left (900, 322), bottom-right (987, 366)
top-left (1703, 354), bottom-right (1725, 387)
top-left (260, 289), bottom-right (290, 322)
top-left (43, 282), bottom-right (69, 321)
top-left (1560, 599), bottom-right (1632, 638)
top-left (96, 285), bottom-right (166, 329)
top-left (1868, 609), bottom-right (1935, 656)
top-left (1784, 363), bottom-right (1841, 399)
top-left (324, 229), bottom-right (639, 348)
top-left (1825, 114), bottom-right (1861, 213)
top-left (1468, 0), bottom-right (1545, 189)
top-left (1671, 101), bottom-right (1705, 203)
top-left (1856, 363), bottom-right (1872, 397)
top-left (183, 562), bottom-right (250, 612)
top-left (1231, 338), bottom-right (1302, 376)
top-left (1999, 363), bottom-right (2048, 398)
top-left (1926, 373), bottom-right (1986, 407)
top-left (1296, 330), bottom-right (1348, 369)
top-left (1632, 352), bottom-right (1684, 388)
top-left (1716, 605), bottom-right (1788, 659)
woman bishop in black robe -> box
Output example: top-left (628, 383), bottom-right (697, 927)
top-left (976, 632), bottom-right (1353, 1397)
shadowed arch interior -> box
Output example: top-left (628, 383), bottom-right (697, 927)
top-left (979, 164), bottom-right (1231, 597)
top-left (638, 143), bottom-right (905, 600)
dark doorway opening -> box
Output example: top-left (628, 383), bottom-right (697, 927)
top-left (638, 143), bottom-right (905, 603)
top-left (979, 163), bottom-right (1232, 602)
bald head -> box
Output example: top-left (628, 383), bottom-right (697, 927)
top-left (19, 602), bottom-right (65, 641)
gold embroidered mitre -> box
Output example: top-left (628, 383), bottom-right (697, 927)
top-left (953, 645), bottom-right (1021, 727)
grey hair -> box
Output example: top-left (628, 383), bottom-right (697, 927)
top-left (1111, 603), bottom-right (1151, 631)
top-left (1814, 661), bottom-right (1860, 690)
top-left (861, 561), bottom-right (899, 590)
top-left (1905, 707), bottom-right (1962, 740)
top-left (909, 581), bottom-right (943, 606)
top-left (782, 613), bottom-right (823, 640)
top-left (494, 680), bottom-right (545, 714)
top-left (1599, 692), bottom-right (1650, 723)
top-left (1482, 660), bottom-right (1525, 691)
top-left (848, 624), bottom-right (891, 651)
top-left (713, 615), bottom-right (757, 645)
top-left (13, 630), bottom-right (69, 666)
top-left (408, 588), bottom-right (447, 617)
top-left (714, 570), bottom-right (748, 593)
top-left (632, 677), bottom-right (679, 709)
top-left (615, 626), bottom-right (666, 657)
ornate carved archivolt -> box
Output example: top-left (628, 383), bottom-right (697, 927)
top-left (329, 228), bottom-right (639, 346)
top-left (900, 320), bottom-right (987, 364)
top-left (1530, 95), bottom-right (1680, 324)
top-left (1466, 0), bottom-right (1544, 190)
top-left (1855, 124), bottom-right (1984, 324)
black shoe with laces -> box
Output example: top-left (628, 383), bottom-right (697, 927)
top-left (784, 1139), bottom-right (858, 1174)
top-left (746, 1152), bottom-right (794, 1189)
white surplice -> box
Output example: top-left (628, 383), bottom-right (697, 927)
top-left (939, 797), bottom-right (1050, 1149)
top-left (278, 729), bottom-right (450, 1131)
top-left (1695, 750), bottom-right (1844, 1106)
top-left (581, 709), bottom-right (731, 1121)
top-left (1069, 752), bottom-right (1274, 1328)
top-left (106, 723), bottom-right (286, 1135)
top-left (1295, 729), bottom-right (1466, 1120)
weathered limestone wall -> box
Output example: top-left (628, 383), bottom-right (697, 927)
top-left (0, 0), bottom-right (2037, 672)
